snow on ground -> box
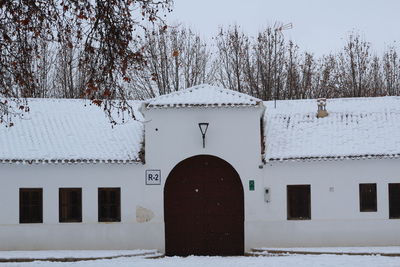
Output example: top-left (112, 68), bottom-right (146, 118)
top-left (259, 246), bottom-right (400, 254)
top-left (1, 254), bottom-right (400, 267)
top-left (0, 250), bottom-right (155, 259)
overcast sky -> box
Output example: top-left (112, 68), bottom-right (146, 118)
top-left (167, 0), bottom-right (400, 56)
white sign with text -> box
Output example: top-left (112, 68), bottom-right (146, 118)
top-left (145, 170), bottom-right (161, 185)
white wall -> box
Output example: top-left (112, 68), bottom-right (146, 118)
top-left (247, 158), bottom-right (400, 248)
top-left (1, 105), bottom-right (400, 251)
top-left (143, 106), bottom-right (265, 172)
top-left (143, 106), bottom-right (265, 252)
top-left (0, 163), bottom-right (164, 250)
top-left (0, 105), bottom-right (265, 251)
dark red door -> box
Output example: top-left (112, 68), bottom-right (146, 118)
top-left (164, 155), bottom-right (244, 256)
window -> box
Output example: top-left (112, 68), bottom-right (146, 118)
top-left (287, 185), bottom-right (311, 220)
top-left (359, 183), bottom-right (377, 212)
top-left (59, 188), bottom-right (82, 222)
top-left (20, 188), bottom-right (43, 223)
top-left (98, 188), bottom-right (121, 222)
top-left (389, 183), bottom-right (400, 219)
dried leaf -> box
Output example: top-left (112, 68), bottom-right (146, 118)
top-left (172, 50), bottom-right (179, 57)
top-left (92, 99), bottom-right (102, 106)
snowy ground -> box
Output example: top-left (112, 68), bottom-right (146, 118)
top-left (0, 250), bottom-right (155, 260)
top-left (1, 254), bottom-right (400, 267)
top-left (1, 248), bottom-right (400, 267)
top-left (258, 246), bottom-right (400, 254)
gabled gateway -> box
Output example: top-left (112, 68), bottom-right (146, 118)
top-left (1, 84), bottom-right (400, 254)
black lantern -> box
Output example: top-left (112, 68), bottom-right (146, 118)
top-left (198, 122), bottom-right (209, 148)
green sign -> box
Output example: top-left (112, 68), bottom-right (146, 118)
top-left (249, 180), bottom-right (255, 191)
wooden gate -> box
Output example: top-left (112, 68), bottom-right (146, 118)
top-left (164, 155), bottom-right (244, 256)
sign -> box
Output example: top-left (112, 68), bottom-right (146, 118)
top-left (249, 180), bottom-right (255, 191)
top-left (145, 170), bottom-right (161, 185)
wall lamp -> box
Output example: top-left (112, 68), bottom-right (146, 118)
top-left (198, 122), bottom-right (209, 148)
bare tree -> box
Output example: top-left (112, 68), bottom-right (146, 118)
top-left (284, 41), bottom-right (300, 99)
top-left (314, 55), bottom-right (339, 98)
top-left (298, 52), bottom-right (315, 99)
top-left (214, 25), bottom-right (250, 93)
top-left (0, 0), bottom-right (172, 125)
top-left (340, 33), bottom-right (371, 97)
top-left (250, 26), bottom-right (286, 100)
top-left (54, 41), bottom-right (76, 99)
top-left (369, 55), bottom-right (385, 97)
top-left (383, 45), bottom-right (400, 96)
top-left (3, 6), bottom-right (400, 126)
top-left (127, 25), bottom-right (213, 99)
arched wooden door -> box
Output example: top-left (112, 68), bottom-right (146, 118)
top-left (164, 155), bottom-right (244, 256)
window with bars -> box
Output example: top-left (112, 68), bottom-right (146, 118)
top-left (359, 183), bottom-right (377, 212)
top-left (59, 188), bottom-right (82, 223)
top-left (20, 188), bottom-right (43, 223)
top-left (389, 183), bottom-right (400, 219)
top-left (98, 188), bottom-right (121, 222)
top-left (287, 185), bottom-right (311, 220)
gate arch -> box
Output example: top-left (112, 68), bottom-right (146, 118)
top-left (164, 155), bottom-right (244, 256)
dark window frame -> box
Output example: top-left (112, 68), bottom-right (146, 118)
top-left (287, 184), bottom-right (311, 220)
top-left (389, 183), bottom-right (400, 219)
top-left (19, 188), bottom-right (43, 224)
top-left (98, 188), bottom-right (121, 222)
top-left (59, 188), bottom-right (82, 223)
top-left (359, 183), bottom-right (377, 212)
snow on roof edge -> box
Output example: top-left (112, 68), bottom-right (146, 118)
top-left (265, 154), bottom-right (400, 163)
top-left (145, 84), bottom-right (263, 108)
top-left (0, 159), bottom-right (143, 164)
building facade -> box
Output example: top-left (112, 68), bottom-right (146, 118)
top-left (1, 84), bottom-right (400, 255)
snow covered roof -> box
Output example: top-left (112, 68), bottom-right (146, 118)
top-left (2, 93), bottom-right (400, 164)
top-left (0, 99), bottom-right (144, 164)
top-left (264, 96), bottom-right (400, 161)
top-left (145, 84), bottom-right (262, 108)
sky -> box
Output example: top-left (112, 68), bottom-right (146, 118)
top-left (167, 0), bottom-right (400, 56)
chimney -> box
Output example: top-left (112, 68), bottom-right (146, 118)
top-left (317, 98), bottom-right (328, 118)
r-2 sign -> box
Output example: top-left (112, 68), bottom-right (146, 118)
top-left (145, 170), bottom-right (161, 185)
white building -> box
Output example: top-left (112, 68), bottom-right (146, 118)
top-left (1, 84), bottom-right (400, 256)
